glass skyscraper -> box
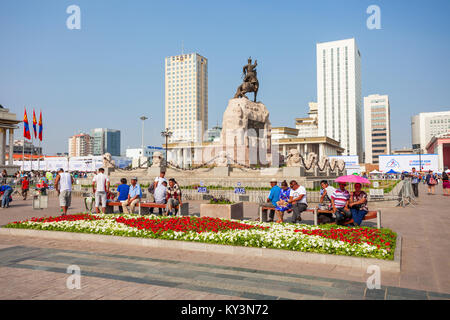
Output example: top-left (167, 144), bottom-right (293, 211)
top-left (91, 128), bottom-right (121, 156)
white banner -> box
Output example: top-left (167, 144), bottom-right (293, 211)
top-left (13, 156), bottom-right (131, 171)
top-left (379, 154), bottom-right (439, 172)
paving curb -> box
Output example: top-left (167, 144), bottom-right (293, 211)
top-left (0, 227), bottom-right (401, 273)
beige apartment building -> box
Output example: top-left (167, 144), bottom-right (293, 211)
top-left (364, 94), bottom-right (391, 164)
top-left (68, 133), bottom-right (94, 157)
top-left (165, 53), bottom-right (208, 143)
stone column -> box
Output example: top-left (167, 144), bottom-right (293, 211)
top-left (0, 129), bottom-right (5, 165)
top-left (319, 143), bottom-right (325, 158)
top-left (177, 148), bottom-right (182, 167)
top-left (282, 144), bottom-right (287, 157)
top-left (8, 129), bottom-right (14, 166)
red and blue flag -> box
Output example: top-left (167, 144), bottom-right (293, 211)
top-left (23, 108), bottom-right (31, 140)
top-left (38, 110), bottom-right (43, 141)
top-left (32, 109), bottom-right (37, 139)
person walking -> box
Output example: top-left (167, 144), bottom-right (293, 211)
top-left (21, 175), bottom-right (30, 200)
top-left (92, 168), bottom-right (110, 213)
top-left (425, 170), bottom-right (437, 195)
top-left (410, 167), bottom-right (420, 198)
top-left (265, 178), bottom-right (281, 222)
top-left (122, 177), bottom-right (141, 214)
top-left (54, 168), bottom-right (74, 215)
top-left (442, 170), bottom-right (450, 196)
top-left (288, 180), bottom-right (308, 223)
top-left (0, 184), bottom-right (13, 208)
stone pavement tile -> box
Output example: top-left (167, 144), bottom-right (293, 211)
top-left (386, 286), bottom-right (428, 299)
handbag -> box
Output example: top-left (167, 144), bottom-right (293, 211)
top-left (429, 176), bottom-right (437, 185)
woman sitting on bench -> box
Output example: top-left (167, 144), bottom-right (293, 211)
top-left (349, 183), bottom-right (369, 226)
top-left (274, 181), bottom-right (291, 223)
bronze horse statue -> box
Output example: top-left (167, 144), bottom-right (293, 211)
top-left (234, 57), bottom-right (259, 102)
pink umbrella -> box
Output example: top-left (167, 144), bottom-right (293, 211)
top-left (335, 175), bottom-right (371, 185)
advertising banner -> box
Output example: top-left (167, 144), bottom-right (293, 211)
top-left (379, 154), bottom-right (439, 172)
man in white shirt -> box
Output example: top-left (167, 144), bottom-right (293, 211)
top-left (288, 180), bottom-right (308, 223)
top-left (92, 168), bottom-right (110, 214)
top-left (153, 181), bottom-right (168, 215)
top-left (150, 170), bottom-right (167, 214)
top-left (54, 168), bottom-right (74, 216)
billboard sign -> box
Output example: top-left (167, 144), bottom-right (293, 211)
top-left (379, 154), bottom-right (439, 172)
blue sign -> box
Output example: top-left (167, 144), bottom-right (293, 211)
top-left (147, 146), bottom-right (164, 150)
top-left (198, 187), bottom-right (208, 193)
top-left (234, 187), bottom-right (246, 194)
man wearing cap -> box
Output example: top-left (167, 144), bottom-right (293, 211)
top-left (265, 178), bottom-right (281, 222)
top-left (122, 177), bottom-right (142, 214)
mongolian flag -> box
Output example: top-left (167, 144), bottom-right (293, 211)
top-left (32, 109), bottom-right (37, 139)
top-left (38, 110), bottom-right (43, 141)
top-left (23, 108), bottom-right (31, 140)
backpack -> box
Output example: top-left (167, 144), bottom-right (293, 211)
top-left (429, 175), bottom-right (437, 185)
top-left (443, 172), bottom-right (449, 181)
top-left (148, 183), bottom-right (155, 194)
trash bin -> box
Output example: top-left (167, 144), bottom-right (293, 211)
top-left (32, 194), bottom-right (48, 209)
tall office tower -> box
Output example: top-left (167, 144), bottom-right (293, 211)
top-left (364, 94), bottom-right (391, 164)
top-left (411, 111), bottom-right (450, 151)
top-left (91, 128), bottom-right (121, 156)
top-left (68, 133), bottom-right (94, 157)
top-left (165, 53), bottom-right (208, 143)
top-left (316, 38), bottom-right (363, 161)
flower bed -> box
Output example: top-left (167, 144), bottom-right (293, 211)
top-left (3, 213), bottom-right (397, 260)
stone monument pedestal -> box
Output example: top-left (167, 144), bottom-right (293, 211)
top-left (147, 167), bottom-right (162, 177)
top-left (213, 166), bottom-right (230, 177)
top-left (105, 167), bottom-right (115, 176)
top-left (283, 166), bottom-right (305, 177)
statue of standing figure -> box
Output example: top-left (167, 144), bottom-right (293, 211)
top-left (234, 57), bottom-right (259, 102)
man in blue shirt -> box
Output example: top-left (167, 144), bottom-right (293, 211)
top-left (0, 184), bottom-right (13, 208)
top-left (266, 178), bottom-right (281, 222)
top-left (410, 167), bottom-right (420, 198)
top-left (117, 178), bottom-right (130, 213)
top-left (122, 177), bottom-right (142, 214)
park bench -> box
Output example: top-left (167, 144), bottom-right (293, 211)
top-left (106, 201), bottom-right (189, 216)
top-left (259, 205), bottom-right (318, 225)
top-left (316, 209), bottom-right (381, 229)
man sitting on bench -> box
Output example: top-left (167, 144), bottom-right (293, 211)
top-left (265, 178), bottom-right (281, 222)
top-left (330, 182), bottom-right (352, 225)
top-left (122, 177), bottom-right (142, 214)
top-left (166, 178), bottom-right (182, 216)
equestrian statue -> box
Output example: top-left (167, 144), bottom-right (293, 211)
top-left (234, 57), bottom-right (259, 102)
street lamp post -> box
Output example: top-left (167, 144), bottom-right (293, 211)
top-left (161, 128), bottom-right (173, 167)
top-left (140, 116), bottom-right (148, 151)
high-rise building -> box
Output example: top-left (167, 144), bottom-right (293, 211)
top-left (68, 133), bottom-right (94, 157)
top-left (364, 94), bottom-right (391, 164)
top-left (295, 102), bottom-right (319, 138)
top-left (316, 38), bottom-right (363, 161)
top-left (91, 128), bottom-right (121, 156)
top-left (165, 53), bottom-right (208, 143)
top-left (411, 111), bottom-right (450, 151)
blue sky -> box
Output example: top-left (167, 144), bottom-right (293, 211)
top-left (1, 0), bottom-right (449, 155)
